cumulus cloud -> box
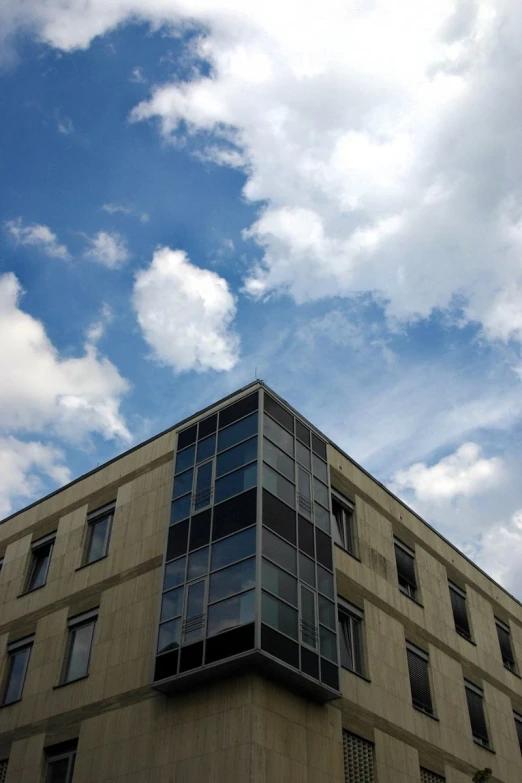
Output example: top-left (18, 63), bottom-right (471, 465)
top-left (474, 509), bottom-right (522, 598)
top-left (84, 230), bottom-right (130, 268)
top-left (0, 272), bottom-right (130, 441)
top-left (5, 217), bottom-right (70, 260)
top-left (133, 247), bottom-right (239, 372)
top-left (391, 443), bottom-right (505, 504)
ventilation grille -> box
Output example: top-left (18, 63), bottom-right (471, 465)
top-left (420, 768), bottom-right (445, 783)
top-left (0, 760), bottom-right (8, 783)
top-left (343, 731), bottom-right (374, 783)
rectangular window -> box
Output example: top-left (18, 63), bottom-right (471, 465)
top-left (343, 731), bottom-right (374, 783)
top-left (62, 610), bottom-right (97, 684)
top-left (45, 740), bottom-right (77, 783)
top-left (495, 617), bottom-right (516, 672)
top-left (406, 642), bottom-right (433, 715)
top-left (465, 680), bottom-right (490, 747)
top-left (338, 602), bottom-right (364, 676)
top-left (448, 581), bottom-right (471, 640)
top-left (332, 494), bottom-right (355, 554)
top-left (24, 533), bottom-right (55, 592)
top-left (1, 635), bottom-right (34, 705)
top-left (0, 759), bottom-right (8, 783)
top-left (420, 769), bottom-right (445, 783)
top-left (84, 502), bottom-right (115, 565)
top-left (394, 538), bottom-right (417, 600)
top-left (514, 711), bottom-right (522, 754)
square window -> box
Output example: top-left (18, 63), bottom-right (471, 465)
top-left (62, 611), bottom-right (97, 684)
top-left (262, 559), bottom-right (298, 606)
top-left (84, 504), bottom-right (114, 565)
top-left (215, 463), bottom-right (257, 505)
top-left (262, 591), bottom-right (298, 639)
top-left (25, 534), bottom-right (55, 592)
top-left (1, 636), bottom-right (33, 705)
top-left (45, 741), bottom-right (77, 783)
top-left (207, 590), bottom-right (255, 636)
top-left (211, 527), bottom-right (256, 571)
top-left (209, 557), bottom-right (256, 604)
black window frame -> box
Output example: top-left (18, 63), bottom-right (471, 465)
top-left (61, 610), bottom-right (98, 685)
top-left (45, 740), bottom-right (77, 783)
top-left (448, 580), bottom-right (472, 640)
top-left (1, 635), bottom-right (34, 706)
top-left (406, 642), bottom-right (434, 716)
top-left (464, 680), bottom-right (490, 748)
top-left (24, 532), bottom-right (55, 593)
top-left (394, 538), bottom-right (418, 600)
top-left (338, 600), bottom-right (365, 677)
top-left (83, 502), bottom-right (115, 565)
top-left (331, 492), bottom-right (356, 556)
top-left (495, 617), bottom-right (517, 673)
top-left (514, 711), bottom-right (522, 755)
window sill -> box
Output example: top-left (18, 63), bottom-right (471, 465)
top-left (17, 583), bottom-right (46, 598)
top-left (398, 591), bottom-right (424, 609)
top-left (456, 630), bottom-right (476, 645)
top-left (0, 697), bottom-right (22, 709)
top-left (413, 705), bottom-right (439, 721)
top-left (53, 674), bottom-right (89, 690)
top-left (473, 739), bottom-right (495, 754)
top-left (341, 665), bottom-right (371, 683)
top-left (75, 554), bottom-right (108, 572)
top-left (503, 664), bottom-right (521, 679)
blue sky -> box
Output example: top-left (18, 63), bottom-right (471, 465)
top-left (2, 0), bottom-right (522, 597)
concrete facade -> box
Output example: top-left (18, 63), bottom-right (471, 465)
top-left (0, 382), bottom-right (521, 782)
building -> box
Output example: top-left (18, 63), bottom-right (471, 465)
top-left (0, 381), bottom-right (521, 783)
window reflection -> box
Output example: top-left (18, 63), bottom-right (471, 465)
top-left (207, 590), bottom-right (255, 636)
top-left (263, 464), bottom-right (295, 508)
top-left (218, 413), bottom-right (258, 452)
top-left (264, 415), bottom-right (294, 456)
top-left (262, 592), bottom-right (298, 639)
top-left (158, 619), bottom-right (181, 654)
top-left (196, 434), bottom-right (216, 463)
top-left (209, 557), bottom-right (256, 604)
top-left (211, 527), bottom-right (256, 571)
top-left (262, 559), bottom-right (297, 606)
top-left (187, 547), bottom-right (209, 581)
top-left (161, 587), bottom-right (184, 622)
top-left (215, 463), bottom-right (256, 504)
top-left (216, 437), bottom-right (257, 477)
top-left (175, 444), bottom-right (195, 474)
top-left (164, 557), bottom-right (186, 590)
top-left (262, 528), bottom-right (297, 574)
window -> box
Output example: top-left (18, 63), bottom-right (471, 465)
top-left (338, 602), bottom-right (364, 676)
top-left (0, 759), bottom-right (8, 783)
top-left (465, 680), bottom-right (490, 747)
top-left (514, 711), bottom-right (522, 754)
top-left (209, 557), bottom-right (256, 604)
top-left (262, 592), bottom-right (298, 639)
top-left (211, 527), bottom-right (256, 571)
top-left (207, 590), bottom-right (255, 636)
top-left (214, 463), bottom-right (256, 504)
top-left (45, 740), bottom-right (77, 783)
top-left (83, 502), bottom-right (114, 565)
top-left (394, 538), bottom-right (417, 600)
top-left (495, 617), bottom-right (516, 672)
top-left (263, 464), bottom-right (295, 508)
top-left (262, 559), bottom-right (298, 606)
top-left (332, 494), bottom-right (356, 554)
top-left (62, 610), bottom-right (97, 684)
top-left (420, 769), bottom-right (445, 783)
top-left (0, 557), bottom-right (4, 576)
top-left (24, 533), bottom-right (55, 592)
top-left (1, 635), bottom-right (33, 705)
top-left (300, 585), bottom-right (317, 648)
top-left (406, 642), bottom-right (433, 715)
top-left (448, 581), bottom-right (471, 640)
top-left (343, 731), bottom-right (374, 783)
top-left (263, 528), bottom-right (297, 575)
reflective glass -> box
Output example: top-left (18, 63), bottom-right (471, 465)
top-left (312, 433), bottom-right (327, 460)
top-left (262, 592), bottom-right (298, 639)
top-left (215, 463), bottom-right (257, 504)
top-left (178, 424), bottom-right (197, 450)
top-left (160, 587), bottom-right (184, 622)
top-left (262, 559), bottom-right (298, 606)
top-left (220, 392), bottom-right (258, 428)
top-left (186, 580), bottom-right (205, 618)
top-left (211, 527), bottom-right (256, 571)
top-left (207, 590), bottom-right (255, 636)
top-left (212, 489), bottom-right (256, 541)
top-left (3, 647), bottom-right (31, 704)
top-left (189, 509), bottom-right (211, 551)
top-left (157, 618), bottom-right (181, 654)
top-left (263, 528), bottom-right (297, 574)
top-left (216, 437), bottom-right (257, 477)
top-left (167, 519), bottom-right (189, 561)
top-left (196, 434), bottom-right (216, 463)
top-left (175, 444), bottom-right (195, 474)
top-left (27, 543), bottom-right (53, 591)
top-left (263, 438), bottom-right (294, 481)
top-left (318, 596), bottom-right (336, 630)
top-left (198, 413), bottom-right (217, 438)
top-left (301, 586), bottom-right (317, 648)
top-left (264, 394), bottom-right (294, 432)
top-left (320, 626), bottom-right (338, 662)
top-left (187, 547), bottom-right (209, 581)
top-left (209, 557), bottom-right (256, 604)
top-left (196, 461), bottom-right (213, 492)
top-left (313, 479), bottom-right (329, 508)
top-left (173, 468), bottom-right (193, 499)
top-left (263, 464), bottom-right (295, 508)
top-left (164, 556), bottom-right (186, 590)
top-left (264, 415), bottom-right (294, 456)
top-left (314, 502), bottom-right (331, 533)
top-left (65, 622), bottom-right (95, 682)
top-left (299, 553), bottom-right (316, 587)
top-left (296, 420), bottom-right (310, 446)
top-left (296, 441), bottom-right (311, 470)
top-left (171, 494), bottom-right (191, 524)
top-left (218, 413), bottom-right (258, 452)
top-left (298, 467), bottom-right (311, 500)
top-left (85, 516), bottom-right (111, 563)
top-left (317, 565), bottom-right (334, 598)
top-left (312, 454), bottom-right (328, 483)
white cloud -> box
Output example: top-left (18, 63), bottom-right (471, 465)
top-left (85, 303), bottom-right (113, 345)
top-left (391, 443), bottom-right (505, 504)
top-left (84, 230), bottom-right (130, 268)
top-left (0, 272), bottom-right (130, 442)
top-left (102, 203), bottom-right (149, 222)
top-left (474, 509), bottom-right (522, 598)
top-left (130, 66), bottom-right (147, 84)
top-left (133, 246), bottom-right (239, 372)
top-left (0, 436), bottom-right (71, 518)
top-left (57, 115), bottom-right (73, 134)
top-left (5, 217), bottom-right (70, 260)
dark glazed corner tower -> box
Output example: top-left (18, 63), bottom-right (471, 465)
top-left (152, 383), bottom-right (341, 701)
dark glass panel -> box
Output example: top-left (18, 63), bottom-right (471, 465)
top-left (315, 528), bottom-right (333, 570)
top-left (216, 437), bottom-right (257, 477)
top-left (215, 464), bottom-right (256, 504)
top-left (27, 542), bottom-right (53, 591)
top-left (219, 392), bottom-right (258, 429)
top-left (211, 527), bottom-right (256, 571)
top-left (157, 618), bottom-right (181, 654)
top-left (318, 596), bottom-right (336, 630)
top-left (263, 438), bottom-right (294, 480)
top-left (264, 415), bottom-right (294, 456)
top-left (186, 580), bottom-right (205, 618)
top-left (171, 495), bottom-right (191, 525)
top-left (163, 556), bottom-right (186, 590)
top-left (317, 565), bottom-right (334, 598)
top-left (263, 464), bottom-right (295, 508)
top-left (261, 625), bottom-right (299, 669)
top-left (207, 590), bottom-right (255, 636)
top-left (320, 626), bottom-right (338, 662)
top-left (264, 394), bottom-right (294, 433)
top-left (262, 559), bottom-right (298, 606)
top-left (205, 623), bottom-right (255, 664)
top-left (209, 557), bottom-right (256, 604)
top-left (262, 592), bottom-right (298, 639)
top-left (312, 454), bottom-right (328, 483)
top-left (212, 488), bottom-right (256, 541)
top-left (299, 553), bottom-right (316, 587)
top-left (166, 520), bottom-right (189, 561)
top-left (198, 413), bottom-right (217, 438)
top-left (189, 509), bottom-right (212, 551)
top-left (175, 444), bottom-right (195, 474)
top-left (179, 641), bottom-right (204, 672)
top-left (173, 468), bottom-right (193, 499)
top-left (296, 420), bottom-right (310, 446)
top-left (187, 547), bottom-right (209, 581)
top-left (196, 434), bottom-right (216, 464)
top-left (320, 658), bottom-right (339, 690)
top-left (298, 515), bottom-right (315, 558)
top-left (218, 413), bottom-right (258, 452)
top-left (313, 479), bottom-right (329, 508)
top-left (3, 647), bottom-right (30, 704)
top-left (263, 528), bottom-right (297, 574)
top-left (314, 502), bottom-right (330, 534)
top-left (301, 647), bottom-right (319, 679)
top-left (154, 649), bottom-right (178, 680)
top-left (263, 490), bottom-right (296, 545)
top-left (296, 441), bottom-right (311, 470)
top-left (301, 586), bottom-right (317, 648)
top-left (177, 425), bottom-right (197, 450)
top-left (160, 586), bottom-right (184, 622)
top-left (195, 461), bottom-right (213, 511)
top-left (311, 433), bottom-right (327, 460)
